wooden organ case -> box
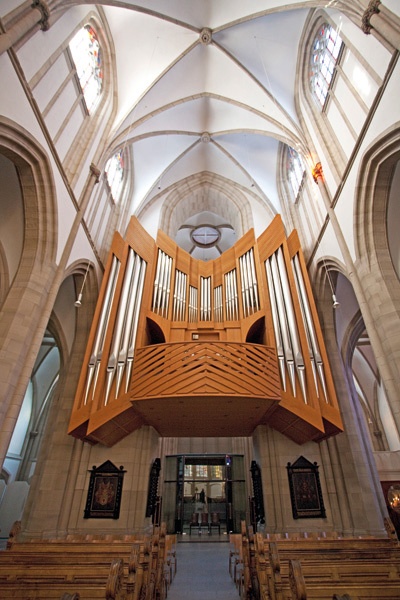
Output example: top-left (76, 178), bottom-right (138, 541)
top-left (68, 216), bottom-right (343, 446)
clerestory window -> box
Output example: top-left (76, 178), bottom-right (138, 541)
top-left (105, 149), bottom-right (124, 202)
top-left (286, 147), bottom-right (306, 201)
top-left (69, 25), bottom-right (103, 114)
top-left (310, 23), bottom-right (343, 109)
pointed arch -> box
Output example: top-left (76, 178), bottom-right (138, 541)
top-left (354, 124), bottom-right (400, 274)
top-left (0, 116), bottom-right (57, 270)
top-left (157, 172), bottom-right (256, 240)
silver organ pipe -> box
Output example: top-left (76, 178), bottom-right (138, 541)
top-left (159, 252), bottom-right (168, 317)
top-left (172, 270), bottom-right (178, 321)
top-left (232, 270), bottom-right (239, 320)
top-left (152, 249), bottom-right (163, 312)
top-left (227, 270), bottom-right (233, 320)
top-left (125, 256), bottom-right (146, 393)
top-left (225, 271), bottom-right (231, 321)
top-left (244, 251), bottom-right (253, 313)
top-left (239, 248), bottom-right (259, 318)
top-left (265, 259), bottom-right (286, 391)
top-left (208, 277), bottom-right (211, 320)
top-left (84, 255), bottom-right (120, 405)
top-left (268, 252), bottom-right (296, 397)
top-left (214, 285), bottom-right (223, 322)
top-left (104, 250), bottom-right (147, 405)
top-left (275, 247), bottom-right (307, 403)
top-left (104, 249), bottom-right (136, 405)
top-left (249, 248), bottom-right (260, 312)
top-left (200, 276), bottom-right (211, 321)
top-left (200, 276), bottom-right (205, 321)
top-left (292, 254), bottom-right (328, 401)
top-left (239, 253), bottom-right (251, 318)
top-left (225, 269), bottom-right (238, 321)
top-left (188, 285), bottom-right (198, 323)
top-left (173, 270), bottom-right (187, 321)
top-left (179, 271), bottom-right (187, 321)
top-left (164, 254), bottom-right (172, 318)
top-left (152, 249), bottom-right (172, 318)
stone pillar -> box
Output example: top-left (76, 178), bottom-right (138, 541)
top-left (361, 1), bottom-right (400, 50)
top-left (312, 163), bottom-right (400, 433)
top-left (0, 163), bottom-right (101, 471)
top-left (0, 1), bottom-right (50, 55)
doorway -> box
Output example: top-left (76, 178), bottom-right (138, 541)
top-left (162, 454), bottom-right (247, 534)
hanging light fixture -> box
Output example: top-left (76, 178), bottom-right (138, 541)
top-left (74, 262), bottom-right (90, 307)
top-left (322, 258), bottom-right (339, 309)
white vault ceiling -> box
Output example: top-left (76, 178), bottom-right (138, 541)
top-left (99, 1), bottom-right (317, 258)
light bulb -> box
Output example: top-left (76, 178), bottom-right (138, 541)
top-left (74, 293), bottom-right (82, 307)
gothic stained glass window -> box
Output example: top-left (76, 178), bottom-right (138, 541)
top-left (105, 149), bottom-right (124, 202)
top-left (310, 23), bottom-right (343, 108)
top-left (287, 147), bottom-right (305, 201)
top-left (69, 25), bottom-right (103, 114)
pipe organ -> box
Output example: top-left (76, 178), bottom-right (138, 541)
top-left (69, 216), bottom-right (343, 446)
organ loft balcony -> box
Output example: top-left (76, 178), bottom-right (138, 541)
top-left (127, 341), bottom-right (281, 437)
top-left (68, 216), bottom-right (343, 447)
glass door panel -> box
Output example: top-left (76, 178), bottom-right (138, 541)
top-left (162, 454), bottom-right (247, 534)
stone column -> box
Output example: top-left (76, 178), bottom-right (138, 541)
top-left (0, 1), bottom-right (50, 55)
top-left (312, 162), bottom-right (400, 433)
top-left (361, 1), bottom-right (400, 50)
top-left (0, 163), bottom-right (101, 470)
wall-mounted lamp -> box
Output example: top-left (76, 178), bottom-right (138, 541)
top-left (323, 258), bottom-right (340, 309)
top-left (74, 262), bottom-right (90, 308)
top-left (388, 485), bottom-right (400, 514)
top-left (312, 161), bottom-right (323, 183)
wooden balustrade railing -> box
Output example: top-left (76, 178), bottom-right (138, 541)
top-left (126, 341), bottom-right (282, 437)
top-left (130, 341), bottom-right (280, 401)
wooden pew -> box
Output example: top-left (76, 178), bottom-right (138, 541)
top-left (253, 529), bottom-right (400, 600)
top-left (0, 523), bottom-right (175, 600)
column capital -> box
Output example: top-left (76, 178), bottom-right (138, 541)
top-left (90, 163), bottom-right (101, 183)
top-left (361, 0), bottom-right (381, 34)
top-left (31, 0), bottom-right (50, 32)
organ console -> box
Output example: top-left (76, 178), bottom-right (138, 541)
top-left (68, 215), bottom-right (343, 446)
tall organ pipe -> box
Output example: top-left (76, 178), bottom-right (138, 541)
top-left (125, 257), bottom-right (146, 393)
top-left (84, 256), bottom-right (120, 405)
top-left (292, 254), bottom-right (328, 401)
top-left (269, 252), bottom-right (296, 397)
top-left (276, 247), bottom-right (307, 403)
top-left (115, 253), bottom-right (142, 397)
top-left (104, 249), bottom-right (137, 405)
top-left (249, 248), bottom-right (260, 311)
top-left (152, 249), bottom-right (163, 312)
top-left (265, 259), bottom-right (286, 391)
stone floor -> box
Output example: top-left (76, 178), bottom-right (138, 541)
top-left (168, 539), bottom-right (238, 600)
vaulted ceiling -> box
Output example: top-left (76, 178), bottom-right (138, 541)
top-left (97, 1), bottom-right (322, 258)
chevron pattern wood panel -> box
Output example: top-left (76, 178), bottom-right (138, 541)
top-left (129, 342), bottom-right (281, 401)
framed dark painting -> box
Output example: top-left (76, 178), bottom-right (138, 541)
top-left (84, 460), bottom-right (126, 519)
top-left (287, 456), bottom-right (326, 519)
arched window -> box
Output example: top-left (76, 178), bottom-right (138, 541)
top-left (69, 25), bottom-right (103, 114)
top-left (310, 23), bottom-right (343, 109)
top-left (105, 149), bottom-right (124, 202)
top-left (286, 147), bottom-right (305, 201)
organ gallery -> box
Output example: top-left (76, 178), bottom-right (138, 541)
top-left (69, 216), bottom-right (342, 446)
